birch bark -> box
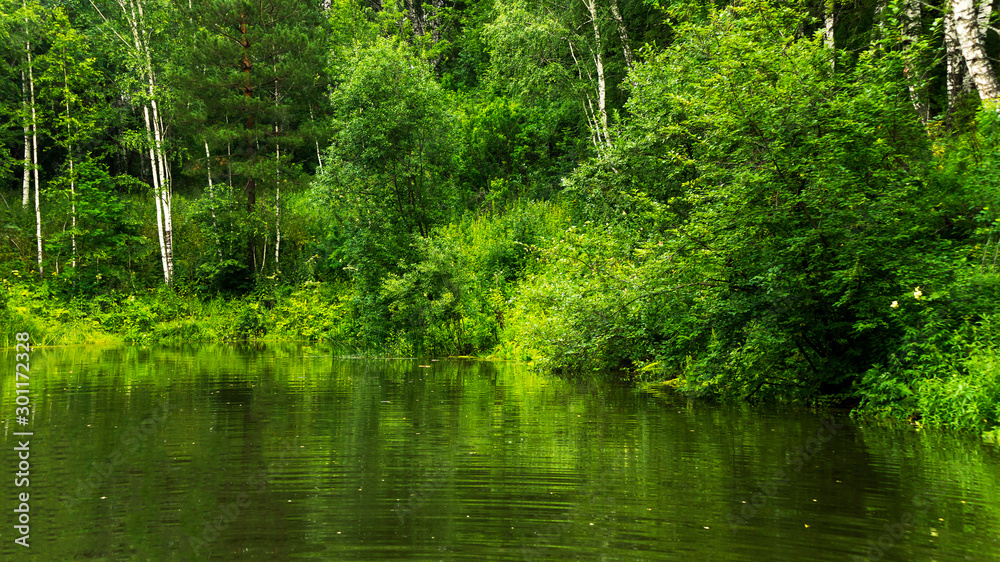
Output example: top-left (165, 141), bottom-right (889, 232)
top-left (824, 0), bottom-right (835, 50)
top-left (944, 10), bottom-right (964, 110)
top-left (903, 0), bottom-right (929, 123)
top-left (204, 140), bottom-right (222, 258)
top-left (583, 0), bottom-right (609, 146)
top-left (21, 71), bottom-right (29, 207)
top-left (92, 0), bottom-right (174, 284)
top-left (609, 0), bottom-right (634, 70)
top-left (64, 65), bottom-right (77, 268)
top-left (953, 0), bottom-right (1000, 103)
top-left (27, 37), bottom-right (42, 277)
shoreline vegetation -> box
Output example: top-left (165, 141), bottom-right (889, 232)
top-left (2, 1), bottom-right (1000, 440)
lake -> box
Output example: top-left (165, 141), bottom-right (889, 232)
top-left (1, 343), bottom-right (998, 560)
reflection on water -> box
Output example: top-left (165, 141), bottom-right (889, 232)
top-left (1, 344), bottom-right (998, 560)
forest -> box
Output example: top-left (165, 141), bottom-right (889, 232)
top-left (1, 0), bottom-right (999, 436)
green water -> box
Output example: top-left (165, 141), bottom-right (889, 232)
top-left (1, 344), bottom-right (998, 560)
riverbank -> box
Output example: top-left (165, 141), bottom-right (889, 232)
top-left (0, 279), bottom-right (353, 348)
top-left (3, 275), bottom-right (999, 443)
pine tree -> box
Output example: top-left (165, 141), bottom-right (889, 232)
top-left (178, 0), bottom-right (328, 278)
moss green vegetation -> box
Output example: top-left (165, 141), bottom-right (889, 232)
top-left (3, 0), bottom-right (1000, 437)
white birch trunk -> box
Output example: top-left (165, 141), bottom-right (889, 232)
top-left (65, 78), bottom-right (77, 269)
top-left (274, 82), bottom-right (281, 272)
top-left (945, 11), bottom-right (964, 110)
top-left (977, 0), bottom-right (992, 33)
top-left (406, 0), bottom-right (426, 36)
top-left (568, 39), bottom-right (599, 147)
top-left (260, 233), bottom-right (267, 273)
top-left (431, 0), bottom-right (444, 44)
top-left (27, 40), bottom-right (42, 277)
top-left (824, 0), bottom-right (835, 49)
top-left (99, 0), bottom-right (174, 284)
top-left (584, 0), bottom-right (610, 146)
top-left (310, 106), bottom-right (324, 175)
top-left (21, 71), bottom-right (29, 207)
top-left (609, 0), bottom-right (634, 70)
top-left (275, 181), bottom-right (281, 272)
top-left (903, 0), bottom-right (929, 123)
top-left (70, 154), bottom-right (77, 269)
top-left (226, 115), bottom-right (233, 187)
top-left (204, 140), bottom-right (216, 215)
top-left (204, 140), bottom-right (223, 258)
top-left (137, 0), bottom-right (174, 284)
top-left (953, 0), bottom-right (1000, 104)
top-left (144, 103), bottom-right (169, 283)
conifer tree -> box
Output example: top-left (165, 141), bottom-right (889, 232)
top-left (178, 0), bottom-right (328, 277)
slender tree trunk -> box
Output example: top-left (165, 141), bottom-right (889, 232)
top-left (584, 0), bottom-right (609, 146)
top-left (273, 118), bottom-right (281, 272)
top-left (204, 140), bottom-right (222, 258)
top-left (273, 78), bottom-right (281, 272)
top-left (953, 0), bottom-right (1000, 104)
top-left (406, 0), bottom-right (426, 36)
top-left (137, 0), bottom-right (173, 284)
top-left (903, 0), bottom-right (929, 123)
top-left (609, 0), bottom-right (634, 71)
top-left (945, 10), bottom-right (965, 111)
top-left (568, 38), bottom-right (599, 147)
top-left (310, 106), bottom-right (324, 175)
top-left (155, 105), bottom-right (174, 283)
top-left (274, 176), bottom-right (280, 272)
top-left (144, 101), bottom-right (169, 284)
top-left (69, 154), bottom-right (77, 269)
top-left (64, 67), bottom-right (77, 268)
top-left (27, 40), bottom-right (42, 277)
top-left (21, 71), bottom-right (29, 207)
top-left (260, 230), bottom-right (267, 272)
top-left (430, 0), bottom-right (444, 44)
top-left (226, 115), bottom-right (233, 187)
top-left (107, 0), bottom-right (174, 284)
top-left (824, 0), bottom-right (835, 49)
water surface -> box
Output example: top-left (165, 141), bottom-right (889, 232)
top-left (1, 344), bottom-right (998, 560)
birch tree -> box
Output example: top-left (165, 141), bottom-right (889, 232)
top-left (952, 0), bottom-right (1000, 105)
top-left (89, 0), bottom-right (175, 284)
top-left (19, 0), bottom-right (43, 277)
top-left (609, 0), bottom-right (634, 71)
top-left (944, 9), bottom-right (965, 111)
top-left (824, 0), bottom-right (835, 49)
top-left (902, 0), bottom-right (929, 123)
top-left (584, 0), bottom-right (610, 146)
top-left (486, 0), bottom-right (626, 150)
top-left (20, 71), bottom-right (29, 207)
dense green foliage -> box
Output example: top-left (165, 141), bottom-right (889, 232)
top-left (2, 0), bottom-right (1000, 436)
